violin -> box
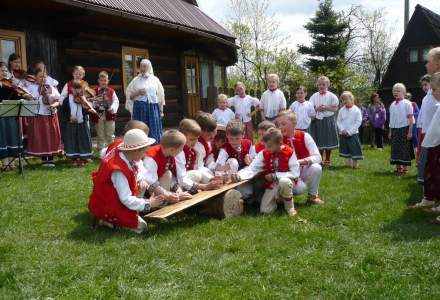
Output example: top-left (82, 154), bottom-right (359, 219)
top-left (1, 78), bottom-right (33, 99)
top-left (72, 81), bottom-right (98, 115)
top-left (39, 83), bottom-right (52, 105)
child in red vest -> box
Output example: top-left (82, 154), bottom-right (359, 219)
top-left (179, 119), bottom-right (223, 191)
top-left (194, 112), bottom-right (218, 176)
top-left (143, 130), bottom-right (193, 201)
top-left (233, 128), bottom-right (299, 216)
top-left (91, 71), bottom-right (119, 151)
top-left (215, 120), bottom-right (252, 174)
top-left (250, 120), bottom-right (275, 160)
top-left (102, 120), bottom-right (149, 159)
top-left (278, 110), bottom-right (324, 204)
top-left (88, 129), bottom-right (162, 233)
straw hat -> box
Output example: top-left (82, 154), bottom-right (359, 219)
top-left (118, 129), bottom-right (155, 151)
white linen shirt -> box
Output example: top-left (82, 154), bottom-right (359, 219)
top-left (289, 100), bottom-right (316, 129)
top-left (125, 74), bottom-right (165, 114)
top-left (389, 99), bottom-right (414, 129)
top-left (309, 91), bottom-right (339, 119)
top-left (212, 108), bottom-right (235, 126)
top-left (228, 95), bottom-right (260, 123)
top-left (260, 89), bottom-right (287, 119)
top-left (422, 103), bottom-right (440, 148)
top-left (238, 150), bottom-right (300, 180)
top-left (25, 82), bottom-right (60, 116)
top-left (417, 89), bottom-right (438, 134)
top-left (336, 105), bottom-right (362, 135)
top-left (60, 83), bottom-right (88, 123)
top-left (111, 151), bottom-right (149, 211)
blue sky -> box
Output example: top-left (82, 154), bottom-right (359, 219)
top-left (198, 0), bottom-right (440, 49)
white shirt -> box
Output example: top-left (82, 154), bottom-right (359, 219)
top-left (309, 91), bottom-right (339, 119)
top-left (337, 105), bottom-right (362, 135)
top-left (125, 74), bottom-right (165, 114)
top-left (228, 95), bottom-right (260, 123)
top-left (289, 100), bottom-right (316, 129)
top-left (389, 99), bottom-right (414, 129)
top-left (25, 82), bottom-right (60, 116)
top-left (194, 140), bottom-right (216, 170)
top-left (284, 132), bottom-right (322, 164)
top-left (212, 108), bottom-right (235, 126)
top-left (417, 89), bottom-right (438, 133)
top-left (422, 103), bottom-right (440, 148)
top-left (260, 89), bottom-right (287, 118)
top-left (110, 152), bottom-right (149, 211)
top-left (142, 151), bottom-right (194, 190)
top-left (238, 149), bottom-right (300, 180)
top-left (60, 83), bottom-right (88, 123)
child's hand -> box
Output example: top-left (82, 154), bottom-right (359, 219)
top-left (178, 192), bottom-right (192, 201)
top-left (137, 180), bottom-right (148, 196)
top-left (167, 193), bottom-right (180, 204)
top-left (244, 154), bottom-right (251, 166)
top-left (230, 173), bottom-right (240, 183)
top-left (264, 173), bottom-right (274, 182)
top-left (150, 194), bottom-right (165, 208)
top-left (206, 178), bottom-right (222, 190)
top-left (407, 132), bottom-right (413, 140)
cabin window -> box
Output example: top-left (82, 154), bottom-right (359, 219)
top-left (409, 49), bottom-right (419, 63)
top-left (0, 29), bottom-right (27, 70)
top-left (423, 48), bottom-right (430, 62)
top-left (214, 64), bottom-right (224, 88)
top-left (200, 62), bottom-right (210, 98)
top-left (121, 46), bottom-right (149, 91)
top-left (186, 63), bottom-right (197, 94)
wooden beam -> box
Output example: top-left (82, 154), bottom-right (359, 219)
top-left (65, 48), bottom-right (120, 58)
top-left (145, 180), bottom-right (248, 221)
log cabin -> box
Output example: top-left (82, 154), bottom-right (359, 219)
top-left (380, 5), bottom-right (440, 105)
top-left (0, 0), bottom-right (237, 131)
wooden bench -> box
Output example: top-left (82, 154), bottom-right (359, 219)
top-left (144, 180), bottom-right (248, 221)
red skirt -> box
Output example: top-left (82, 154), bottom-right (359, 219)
top-left (26, 114), bottom-right (63, 157)
top-left (424, 144), bottom-right (440, 200)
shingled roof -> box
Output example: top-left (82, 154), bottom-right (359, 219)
top-left (57, 0), bottom-right (234, 43)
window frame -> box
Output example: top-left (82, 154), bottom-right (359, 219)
top-left (0, 29), bottom-right (27, 71)
top-left (121, 46), bottom-right (149, 91)
top-left (408, 48), bottom-right (419, 63)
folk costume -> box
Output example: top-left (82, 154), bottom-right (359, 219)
top-left (238, 145), bottom-right (299, 215)
top-left (309, 91), bottom-right (340, 150)
top-left (228, 94), bottom-right (260, 140)
top-left (336, 105), bottom-right (364, 161)
top-left (60, 81), bottom-right (93, 161)
top-left (283, 130), bottom-right (322, 199)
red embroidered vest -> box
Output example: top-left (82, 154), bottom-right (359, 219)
top-left (183, 145), bottom-right (197, 171)
top-left (90, 86), bottom-right (117, 123)
top-left (198, 136), bottom-right (212, 162)
top-left (254, 142), bottom-right (265, 154)
top-left (222, 139), bottom-right (252, 169)
top-left (262, 145), bottom-right (294, 189)
top-left (88, 148), bottom-right (139, 228)
top-left (105, 137), bottom-right (123, 155)
top-left (146, 145), bottom-right (176, 177)
top-left (283, 130), bottom-right (310, 160)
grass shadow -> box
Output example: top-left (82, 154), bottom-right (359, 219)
top-left (382, 182), bottom-right (440, 241)
top-left (66, 211), bottom-right (116, 244)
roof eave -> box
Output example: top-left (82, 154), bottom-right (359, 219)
top-left (51, 0), bottom-right (237, 49)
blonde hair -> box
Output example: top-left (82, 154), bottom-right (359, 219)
top-left (217, 93), bottom-right (228, 102)
top-left (179, 118), bottom-right (201, 136)
top-left (430, 72), bottom-right (440, 89)
top-left (258, 120), bottom-right (276, 131)
top-left (317, 76), bottom-right (330, 85)
top-left (393, 83), bottom-right (407, 93)
top-left (428, 47), bottom-right (440, 63)
top-left (98, 71), bottom-right (109, 79)
top-left (226, 119), bottom-right (245, 136)
top-left (277, 110), bottom-right (297, 123)
top-left (341, 91), bottom-right (355, 104)
top-left (234, 81), bottom-right (245, 89)
top-left (267, 74), bottom-right (279, 83)
top-left (262, 128), bottom-right (282, 144)
top-left (161, 130), bottom-right (186, 149)
top-left (72, 65), bottom-right (85, 75)
top-left (195, 111), bottom-right (217, 132)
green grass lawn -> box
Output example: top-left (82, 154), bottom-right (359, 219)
top-left (1, 147), bottom-right (440, 299)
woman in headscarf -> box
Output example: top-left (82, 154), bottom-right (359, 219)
top-left (125, 59), bottom-right (165, 143)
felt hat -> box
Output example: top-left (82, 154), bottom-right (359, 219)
top-left (118, 129), bottom-right (155, 151)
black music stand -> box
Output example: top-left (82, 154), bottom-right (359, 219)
top-left (0, 100), bottom-right (39, 176)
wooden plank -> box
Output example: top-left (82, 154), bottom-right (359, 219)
top-left (145, 180), bottom-right (248, 221)
top-left (64, 48), bottom-right (120, 58)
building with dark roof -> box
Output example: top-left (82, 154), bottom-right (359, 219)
top-left (0, 0), bottom-right (237, 128)
top-left (380, 4), bottom-right (440, 104)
